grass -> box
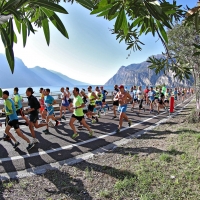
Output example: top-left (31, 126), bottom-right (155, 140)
top-left (1, 102), bottom-right (200, 199)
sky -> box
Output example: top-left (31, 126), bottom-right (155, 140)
top-left (0, 0), bottom-right (197, 85)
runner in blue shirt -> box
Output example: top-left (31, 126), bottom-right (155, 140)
top-left (42, 88), bottom-right (60, 134)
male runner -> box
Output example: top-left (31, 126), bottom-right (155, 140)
top-left (87, 86), bottom-right (98, 123)
top-left (39, 88), bottom-right (46, 123)
top-left (112, 85), bottom-right (119, 119)
top-left (144, 86), bottom-right (150, 105)
top-left (95, 86), bottom-right (103, 117)
top-left (69, 87), bottom-right (94, 139)
top-left (3, 90), bottom-right (35, 150)
top-left (60, 87), bottom-right (69, 120)
top-left (26, 87), bottom-right (47, 143)
top-left (131, 85), bottom-right (138, 110)
top-left (13, 87), bottom-right (29, 126)
top-left (164, 88), bottom-right (171, 108)
top-left (157, 88), bottom-right (165, 114)
top-left (42, 89), bottom-right (60, 134)
top-left (148, 87), bottom-right (156, 113)
top-left (66, 87), bottom-right (73, 105)
top-left (114, 85), bottom-right (132, 133)
top-left (100, 86), bottom-right (109, 111)
top-left (136, 86), bottom-right (145, 114)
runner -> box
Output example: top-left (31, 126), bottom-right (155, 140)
top-left (95, 86), bottom-right (103, 117)
top-left (164, 88), bottom-right (171, 108)
top-left (112, 85), bottom-right (119, 119)
top-left (66, 87), bottom-right (73, 106)
top-left (60, 87), bottom-right (69, 120)
top-left (144, 86), bottom-right (150, 105)
top-left (39, 88), bottom-right (46, 123)
top-left (100, 86), bottom-right (109, 112)
top-left (174, 88), bottom-right (178, 101)
top-left (13, 87), bottom-right (29, 126)
top-left (114, 85), bottom-right (132, 133)
top-left (69, 87), bottom-right (94, 139)
top-left (148, 86), bottom-right (156, 113)
top-left (154, 87), bottom-right (159, 104)
top-left (87, 86), bottom-right (98, 123)
top-left (42, 89), bottom-right (60, 134)
top-left (157, 88), bottom-right (165, 114)
top-left (131, 85), bottom-right (138, 111)
top-left (3, 90), bottom-right (35, 150)
top-left (136, 86), bottom-right (145, 114)
top-left (26, 87), bottom-right (47, 143)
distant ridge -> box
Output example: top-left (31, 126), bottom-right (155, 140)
top-left (50, 70), bottom-right (89, 85)
top-left (0, 53), bottom-right (89, 88)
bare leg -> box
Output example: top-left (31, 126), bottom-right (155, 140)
top-left (118, 112), bottom-right (124, 129)
top-left (69, 117), bottom-right (77, 133)
top-left (81, 119), bottom-right (91, 132)
top-left (15, 128), bottom-right (30, 143)
top-left (113, 105), bottom-right (116, 117)
top-left (5, 126), bottom-right (17, 142)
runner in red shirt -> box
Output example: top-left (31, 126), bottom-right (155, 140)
top-left (144, 86), bottom-right (150, 105)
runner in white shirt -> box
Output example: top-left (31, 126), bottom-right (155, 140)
top-left (60, 87), bottom-right (69, 120)
top-left (136, 86), bottom-right (145, 115)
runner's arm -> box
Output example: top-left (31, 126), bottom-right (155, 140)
top-left (92, 92), bottom-right (98, 100)
top-left (127, 93), bottom-right (133, 102)
top-left (5, 101), bottom-right (13, 115)
top-left (113, 93), bottom-right (119, 101)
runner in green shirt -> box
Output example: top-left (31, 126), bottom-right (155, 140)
top-left (69, 87), bottom-right (94, 140)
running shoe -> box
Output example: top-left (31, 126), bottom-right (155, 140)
top-left (40, 120), bottom-right (46, 124)
top-left (26, 143), bottom-right (35, 151)
top-left (55, 120), bottom-right (60, 126)
top-left (61, 115), bottom-right (66, 120)
top-left (143, 107), bottom-right (146, 112)
top-left (72, 133), bottom-right (79, 139)
top-left (128, 120), bottom-right (132, 127)
top-left (48, 121), bottom-right (54, 127)
top-left (115, 128), bottom-right (120, 133)
top-left (2, 135), bottom-right (11, 141)
top-left (107, 106), bottom-right (110, 111)
top-left (98, 112), bottom-right (101, 118)
top-left (131, 107), bottom-right (134, 111)
top-left (89, 130), bottom-right (94, 137)
top-left (32, 138), bottom-right (39, 144)
top-left (112, 116), bottom-right (117, 119)
top-left (13, 141), bottom-right (20, 149)
top-left (43, 129), bottom-right (50, 134)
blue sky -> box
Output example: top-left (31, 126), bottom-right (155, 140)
top-left (0, 0), bottom-right (197, 85)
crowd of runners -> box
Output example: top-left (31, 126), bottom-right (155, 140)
top-left (0, 85), bottom-right (193, 151)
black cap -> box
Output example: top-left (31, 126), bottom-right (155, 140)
top-left (3, 90), bottom-right (9, 96)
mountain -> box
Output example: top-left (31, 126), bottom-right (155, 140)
top-left (105, 54), bottom-right (193, 87)
top-left (29, 67), bottom-right (73, 87)
top-left (0, 54), bottom-right (89, 88)
top-left (0, 54), bottom-right (50, 88)
top-left (50, 70), bottom-right (89, 85)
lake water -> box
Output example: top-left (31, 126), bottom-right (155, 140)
top-left (1, 85), bottom-right (143, 96)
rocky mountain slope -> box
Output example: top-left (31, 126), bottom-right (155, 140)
top-left (105, 54), bottom-right (193, 87)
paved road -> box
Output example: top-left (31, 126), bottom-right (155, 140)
top-left (0, 97), bottom-right (193, 175)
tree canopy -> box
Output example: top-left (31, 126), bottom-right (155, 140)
top-left (0, 0), bottom-right (185, 73)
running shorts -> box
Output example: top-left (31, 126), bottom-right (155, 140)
top-left (118, 104), bottom-right (127, 113)
top-left (113, 100), bottom-right (119, 106)
top-left (71, 114), bottom-right (84, 122)
top-left (96, 101), bottom-right (102, 106)
top-left (8, 120), bottom-right (19, 129)
top-left (88, 105), bottom-right (95, 112)
top-left (29, 112), bottom-right (39, 123)
top-left (16, 108), bottom-right (25, 117)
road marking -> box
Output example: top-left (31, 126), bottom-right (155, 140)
top-left (0, 97), bottom-right (193, 163)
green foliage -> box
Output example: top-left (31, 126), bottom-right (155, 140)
top-left (148, 22), bottom-right (200, 82)
top-left (0, 0), bottom-right (69, 73)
